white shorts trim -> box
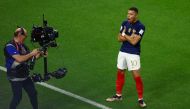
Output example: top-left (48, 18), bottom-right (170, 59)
top-left (117, 51), bottom-right (140, 71)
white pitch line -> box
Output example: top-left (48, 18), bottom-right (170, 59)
top-left (0, 66), bottom-right (7, 72)
top-left (0, 66), bottom-right (112, 109)
top-left (37, 82), bottom-right (112, 109)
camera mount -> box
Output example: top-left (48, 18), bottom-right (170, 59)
top-left (30, 15), bottom-right (67, 82)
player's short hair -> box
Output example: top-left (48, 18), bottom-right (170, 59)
top-left (129, 7), bottom-right (138, 14)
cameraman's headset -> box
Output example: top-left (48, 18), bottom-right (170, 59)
top-left (14, 27), bottom-right (25, 36)
top-left (13, 27), bottom-right (25, 51)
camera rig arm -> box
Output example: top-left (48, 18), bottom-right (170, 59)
top-left (29, 41), bottom-right (67, 82)
top-left (38, 41), bottom-right (57, 52)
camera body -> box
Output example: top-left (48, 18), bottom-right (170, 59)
top-left (31, 15), bottom-right (58, 47)
top-left (31, 26), bottom-right (58, 47)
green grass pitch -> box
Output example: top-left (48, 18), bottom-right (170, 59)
top-left (0, 0), bottom-right (190, 109)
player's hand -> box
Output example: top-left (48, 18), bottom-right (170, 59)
top-left (121, 26), bottom-right (126, 36)
top-left (131, 33), bottom-right (137, 38)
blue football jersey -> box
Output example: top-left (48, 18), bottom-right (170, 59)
top-left (119, 20), bottom-right (145, 55)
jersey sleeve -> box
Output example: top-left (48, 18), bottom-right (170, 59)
top-left (135, 25), bottom-right (145, 37)
top-left (6, 44), bottom-right (19, 56)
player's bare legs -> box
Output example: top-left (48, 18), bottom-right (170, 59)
top-left (132, 70), bottom-right (146, 108)
top-left (106, 69), bottom-right (125, 102)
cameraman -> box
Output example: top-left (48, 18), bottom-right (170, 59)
top-left (4, 27), bottom-right (41, 109)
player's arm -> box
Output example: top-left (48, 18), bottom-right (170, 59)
top-left (124, 34), bottom-right (141, 45)
top-left (118, 33), bottom-right (129, 42)
top-left (124, 27), bottom-right (145, 45)
top-left (118, 25), bottom-right (130, 42)
top-left (12, 49), bottom-right (39, 63)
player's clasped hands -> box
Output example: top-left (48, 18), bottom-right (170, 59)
top-left (131, 33), bottom-right (138, 38)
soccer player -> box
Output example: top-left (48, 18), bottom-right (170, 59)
top-left (106, 7), bottom-right (146, 108)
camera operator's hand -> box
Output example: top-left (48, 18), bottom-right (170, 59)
top-left (12, 49), bottom-right (39, 63)
top-left (35, 52), bottom-right (41, 59)
top-left (34, 51), bottom-right (48, 59)
top-left (41, 51), bottom-right (48, 57)
top-left (30, 49), bottom-right (40, 56)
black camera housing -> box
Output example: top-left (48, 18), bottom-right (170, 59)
top-left (31, 26), bottom-right (58, 47)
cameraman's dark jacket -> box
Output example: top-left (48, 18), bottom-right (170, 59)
top-left (4, 40), bottom-right (30, 80)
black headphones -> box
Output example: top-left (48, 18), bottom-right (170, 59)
top-left (20, 27), bottom-right (25, 35)
top-left (14, 26), bottom-right (25, 36)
